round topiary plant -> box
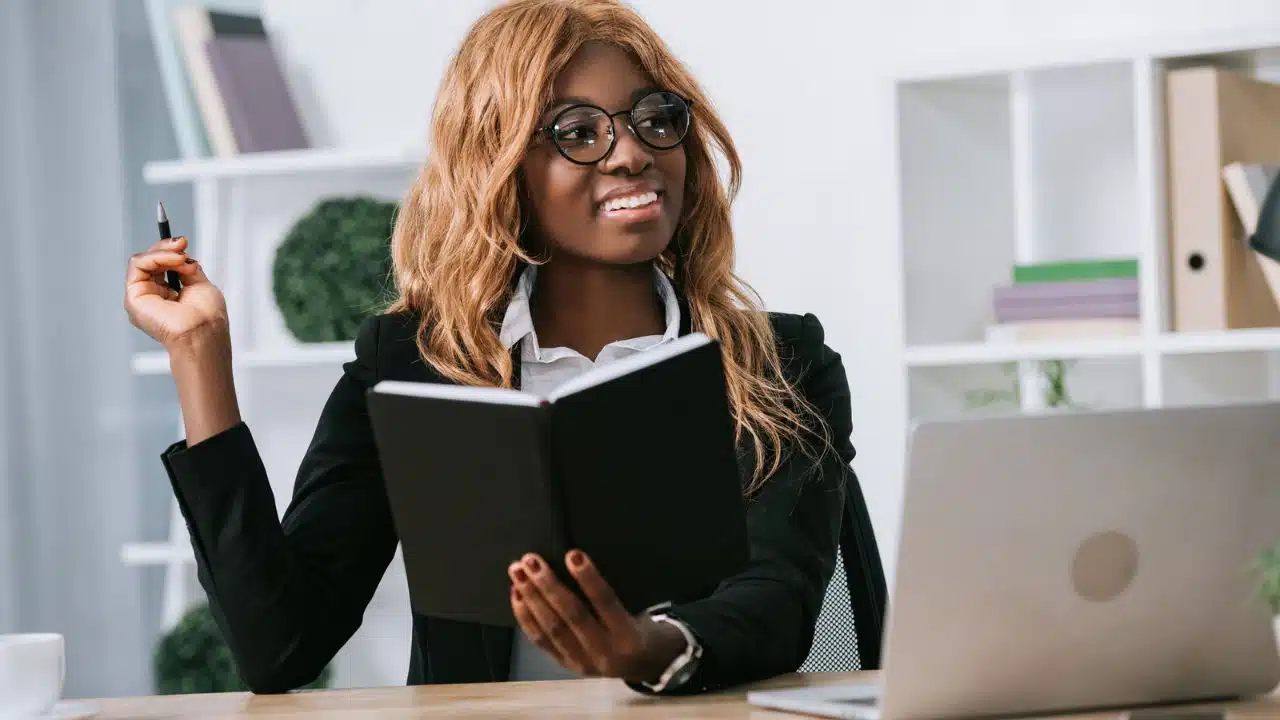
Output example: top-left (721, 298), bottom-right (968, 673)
top-left (272, 196), bottom-right (398, 343)
top-left (153, 602), bottom-right (332, 694)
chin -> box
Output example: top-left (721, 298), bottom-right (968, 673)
top-left (597, 241), bottom-right (671, 266)
top-left (589, 227), bottom-right (673, 264)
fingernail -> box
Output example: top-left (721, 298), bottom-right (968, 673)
top-left (568, 551), bottom-right (585, 568)
top-left (185, 257), bottom-right (196, 264)
top-left (525, 556), bottom-right (541, 573)
top-left (512, 567), bottom-right (529, 584)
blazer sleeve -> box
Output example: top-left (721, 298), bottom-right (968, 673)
top-left (160, 316), bottom-right (398, 693)
top-left (649, 312), bottom-right (853, 693)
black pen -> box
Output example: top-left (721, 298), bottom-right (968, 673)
top-left (157, 201), bottom-right (181, 293)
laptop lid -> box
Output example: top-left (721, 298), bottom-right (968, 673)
top-left (879, 401), bottom-right (1280, 720)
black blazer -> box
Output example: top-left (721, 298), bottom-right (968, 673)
top-left (160, 307), bottom-right (885, 694)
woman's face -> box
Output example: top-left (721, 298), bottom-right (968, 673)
top-left (519, 42), bottom-right (687, 267)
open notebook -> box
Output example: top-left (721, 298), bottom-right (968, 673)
top-left (366, 333), bottom-right (750, 627)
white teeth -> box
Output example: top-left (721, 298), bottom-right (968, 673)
top-left (602, 191), bottom-right (658, 212)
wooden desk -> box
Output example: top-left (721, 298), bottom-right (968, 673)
top-left (86, 671), bottom-right (1280, 719)
top-left (89, 671), bottom-right (866, 719)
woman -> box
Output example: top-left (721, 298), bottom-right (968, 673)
top-left (123, 0), bottom-right (866, 696)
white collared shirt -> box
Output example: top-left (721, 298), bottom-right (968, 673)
top-left (498, 264), bottom-right (682, 396)
top-left (500, 263), bottom-right (682, 682)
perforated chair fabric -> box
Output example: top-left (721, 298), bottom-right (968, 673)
top-left (799, 548), bottom-right (861, 671)
top-left (798, 469), bottom-right (887, 672)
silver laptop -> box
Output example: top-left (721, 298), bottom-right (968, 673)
top-left (750, 401), bottom-right (1280, 720)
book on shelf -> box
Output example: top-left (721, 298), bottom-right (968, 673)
top-left (994, 301), bottom-right (1140, 324)
top-left (985, 318), bottom-right (1142, 344)
top-left (365, 333), bottom-right (750, 627)
top-left (144, 0), bottom-right (212, 159)
top-left (1252, 164), bottom-right (1280, 266)
top-left (996, 277), bottom-right (1138, 302)
top-left (992, 277), bottom-right (1140, 323)
top-left (1223, 162), bottom-right (1278, 238)
top-left (1013, 258), bottom-right (1138, 284)
top-left (171, 4), bottom-right (307, 157)
top-left (206, 34), bottom-right (310, 153)
top-left (1225, 162), bottom-right (1280, 315)
top-left (1166, 66), bottom-right (1280, 331)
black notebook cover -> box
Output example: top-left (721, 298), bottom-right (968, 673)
top-left (366, 333), bottom-right (749, 627)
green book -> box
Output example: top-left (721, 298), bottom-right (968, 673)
top-left (1013, 258), bottom-right (1138, 284)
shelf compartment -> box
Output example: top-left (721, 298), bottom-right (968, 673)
top-left (909, 356), bottom-right (1145, 420)
top-left (1161, 351), bottom-right (1280, 407)
top-left (898, 61), bottom-right (1143, 347)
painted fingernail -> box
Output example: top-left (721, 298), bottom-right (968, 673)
top-left (568, 550), bottom-right (585, 568)
top-left (185, 257), bottom-right (196, 264)
top-left (511, 567), bottom-right (528, 584)
top-left (525, 556), bottom-right (541, 573)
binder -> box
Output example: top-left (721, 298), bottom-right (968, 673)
top-left (1166, 66), bottom-right (1280, 331)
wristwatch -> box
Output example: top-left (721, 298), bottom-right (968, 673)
top-left (640, 604), bottom-right (703, 693)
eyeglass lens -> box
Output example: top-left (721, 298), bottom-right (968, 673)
top-left (550, 91), bottom-right (691, 164)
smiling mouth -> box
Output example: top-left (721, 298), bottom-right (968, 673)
top-left (599, 190), bottom-right (660, 213)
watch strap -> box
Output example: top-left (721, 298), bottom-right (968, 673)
top-left (640, 610), bottom-right (702, 693)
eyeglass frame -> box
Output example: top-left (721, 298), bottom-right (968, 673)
top-left (533, 91), bottom-right (695, 166)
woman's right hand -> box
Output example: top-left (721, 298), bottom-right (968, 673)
top-left (124, 236), bottom-right (228, 350)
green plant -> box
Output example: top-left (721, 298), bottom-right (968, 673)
top-left (1253, 544), bottom-right (1280, 616)
top-left (272, 196), bottom-right (398, 343)
top-left (964, 359), bottom-right (1081, 411)
top-left (153, 602), bottom-right (331, 694)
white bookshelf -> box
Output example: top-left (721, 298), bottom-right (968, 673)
top-left (126, 146), bottom-right (420, 688)
top-left (132, 341), bottom-right (354, 375)
top-left (888, 31), bottom-right (1280, 465)
top-left (142, 146), bottom-right (424, 184)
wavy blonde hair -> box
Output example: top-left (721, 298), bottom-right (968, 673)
top-left (388, 0), bottom-right (825, 494)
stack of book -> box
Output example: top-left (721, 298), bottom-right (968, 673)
top-left (146, 2), bottom-right (310, 159)
top-left (987, 258), bottom-right (1141, 343)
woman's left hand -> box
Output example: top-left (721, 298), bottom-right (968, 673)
top-left (508, 550), bottom-right (688, 683)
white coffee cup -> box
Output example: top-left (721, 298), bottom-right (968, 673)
top-left (0, 633), bottom-right (64, 718)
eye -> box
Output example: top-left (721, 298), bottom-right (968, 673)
top-left (634, 111), bottom-right (676, 135)
top-left (554, 123), bottom-right (600, 147)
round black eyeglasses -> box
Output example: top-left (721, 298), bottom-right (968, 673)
top-left (536, 91), bottom-right (693, 165)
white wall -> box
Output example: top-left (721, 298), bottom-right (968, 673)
top-left (236, 0), bottom-right (1280, 662)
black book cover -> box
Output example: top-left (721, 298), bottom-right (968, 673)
top-left (366, 334), bottom-right (749, 627)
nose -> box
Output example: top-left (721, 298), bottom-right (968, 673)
top-left (598, 116), bottom-right (653, 176)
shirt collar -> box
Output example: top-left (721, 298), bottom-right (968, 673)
top-left (497, 264), bottom-right (681, 352)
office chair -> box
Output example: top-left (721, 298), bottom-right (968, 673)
top-left (799, 470), bottom-right (887, 672)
